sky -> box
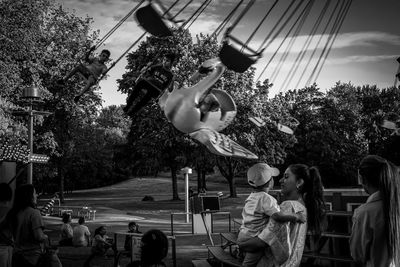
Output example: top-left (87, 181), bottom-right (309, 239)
top-left (56, 0), bottom-right (400, 107)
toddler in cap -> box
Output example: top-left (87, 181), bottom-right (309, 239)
top-left (237, 163), bottom-right (305, 267)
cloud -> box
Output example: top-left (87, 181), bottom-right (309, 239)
top-left (325, 54), bottom-right (400, 65)
top-left (333, 31), bottom-right (400, 48)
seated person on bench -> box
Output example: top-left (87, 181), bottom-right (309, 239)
top-left (124, 54), bottom-right (175, 116)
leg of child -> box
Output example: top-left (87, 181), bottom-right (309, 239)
top-left (237, 232), bottom-right (264, 267)
top-left (127, 91), bottom-right (158, 115)
top-left (241, 251), bottom-right (264, 267)
top-left (74, 76), bottom-right (96, 102)
top-left (63, 64), bottom-right (87, 81)
top-left (125, 82), bottom-right (162, 115)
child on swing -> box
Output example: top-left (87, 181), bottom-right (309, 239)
top-left (58, 47), bottom-right (110, 103)
top-left (124, 53), bottom-right (175, 116)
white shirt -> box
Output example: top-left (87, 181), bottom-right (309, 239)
top-left (350, 191), bottom-right (394, 267)
top-left (72, 225), bottom-right (90, 247)
top-left (240, 191), bottom-right (280, 237)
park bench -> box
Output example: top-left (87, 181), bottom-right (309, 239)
top-left (192, 259), bottom-right (213, 267)
top-left (303, 211), bottom-right (357, 267)
top-left (207, 246), bottom-right (242, 267)
top-left (197, 213), bottom-right (358, 267)
top-left (49, 205), bottom-right (97, 220)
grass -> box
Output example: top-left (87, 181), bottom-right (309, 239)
top-left (40, 175), bottom-right (251, 266)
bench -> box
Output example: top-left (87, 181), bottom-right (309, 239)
top-left (220, 232), bottom-right (238, 245)
top-left (192, 259), bottom-right (213, 267)
top-left (305, 230), bottom-right (355, 266)
top-left (207, 246), bottom-right (242, 267)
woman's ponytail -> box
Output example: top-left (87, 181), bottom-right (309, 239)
top-left (359, 155), bottom-right (400, 266)
top-left (288, 164), bottom-right (326, 234)
top-left (305, 167), bottom-right (326, 234)
top-left (380, 161), bottom-right (400, 266)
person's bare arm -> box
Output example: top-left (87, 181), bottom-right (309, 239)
top-left (271, 211), bottom-right (306, 223)
top-left (33, 227), bottom-right (48, 242)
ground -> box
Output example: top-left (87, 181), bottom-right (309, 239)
top-left (41, 175), bottom-right (252, 266)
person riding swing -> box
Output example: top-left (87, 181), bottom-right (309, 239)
top-left (58, 47), bottom-right (110, 103)
top-left (123, 53), bottom-right (176, 116)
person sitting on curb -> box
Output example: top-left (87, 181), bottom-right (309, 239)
top-left (72, 216), bottom-right (91, 247)
top-left (124, 221), bottom-right (141, 253)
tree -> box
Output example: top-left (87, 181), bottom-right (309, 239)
top-left (0, 0), bottom-right (102, 200)
top-left (119, 29), bottom-right (197, 200)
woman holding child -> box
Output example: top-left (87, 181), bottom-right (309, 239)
top-left (239, 163), bottom-right (326, 267)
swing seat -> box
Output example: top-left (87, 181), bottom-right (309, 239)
top-left (136, 78), bottom-right (163, 94)
top-left (189, 128), bottom-right (258, 160)
top-left (163, 57), bottom-right (236, 134)
top-left (135, 4), bottom-right (172, 37)
top-left (276, 123), bottom-right (294, 135)
top-left (210, 89), bottom-right (236, 122)
top-left (218, 42), bottom-right (257, 73)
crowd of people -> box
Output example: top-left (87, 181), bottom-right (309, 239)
top-left (0, 154), bottom-right (398, 267)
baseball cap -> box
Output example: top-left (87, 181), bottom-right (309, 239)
top-left (247, 163), bottom-right (280, 187)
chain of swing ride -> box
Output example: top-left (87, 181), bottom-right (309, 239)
top-left (94, 0), bottom-right (353, 97)
top-left (92, 0), bottom-right (212, 81)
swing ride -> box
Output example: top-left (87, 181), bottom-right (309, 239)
top-left (249, 116), bottom-right (299, 135)
top-left (160, 57), bottom-right (258, 159)
top-left (55, 0), bottom-right (358, 160)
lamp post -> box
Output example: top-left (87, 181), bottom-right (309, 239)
top-left (395, 57), bottom-right (400, 88)
top-left (13, 87), bottom-right (52, 184)
top-left (181, 167), bottom-right (192, 223)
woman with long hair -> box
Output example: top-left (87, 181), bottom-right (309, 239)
top-left (9, 184), bottom-right (48, 267)
top-left (59, 213), bottom-right (73, 246)
top-left (239, 164), bottom-right (326, 266)
top-left (84, 225), bottom-right (114, 267)
top-left (350, 155), bottom-right (400, 267)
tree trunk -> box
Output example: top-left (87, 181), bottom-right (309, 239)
top-left (196, 164), bottom-right (202, 193)
top-left (227, 176), bottom-right (237, 198)
top-left (170, 164), bottom-right (180, 200)
top-left (201, 170), bottom-right (207, 190)
top-left (216, 157), bottom-right (237, 198)
top-left (58, 163), bottom-right (65, 203)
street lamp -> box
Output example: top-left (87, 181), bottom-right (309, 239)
top-left (12, 87), bottom-right (52, 184)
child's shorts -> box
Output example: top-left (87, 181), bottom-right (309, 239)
top-left (78, 65), bottom-right (96, 80)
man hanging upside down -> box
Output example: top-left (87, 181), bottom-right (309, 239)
top-left (123, 54), bottom-right (175, 116)
top-left (58, 47), bottom-right (110, 103)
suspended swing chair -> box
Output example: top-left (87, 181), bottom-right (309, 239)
top-left (135, 0), bottom-right (212, 37)
top-left (124, 0), bottom-right (215, 115)
top-left (217, 0), bottom-right (280, 73)
top-left (249, 116), bottom-right (299, 135)
top-left (62, 0), bottom-right (148, 100)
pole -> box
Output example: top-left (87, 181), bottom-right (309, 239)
top-left (27, 104), bottom-right (33, 184)
top-left (181, 167), bottom-right (192, 223)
